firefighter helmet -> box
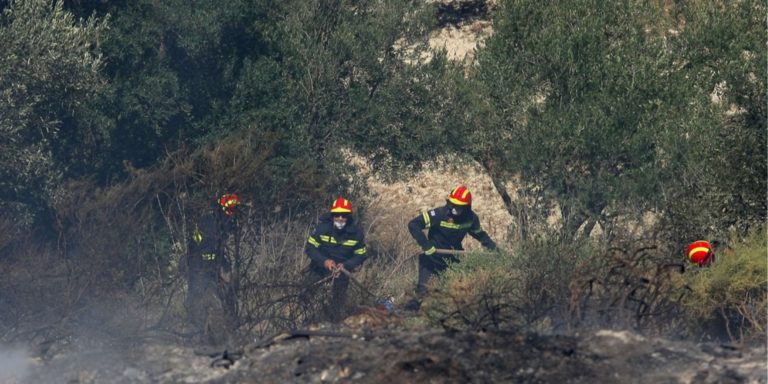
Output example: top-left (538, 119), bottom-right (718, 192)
top-left (687, 240), bottom-right (713, 266)
top-left (330, 197), bottom-right (353, 214)
top-left (447, 185), bottom-right (472, 206)
top-left (219, 193), bottom-right (240, 215)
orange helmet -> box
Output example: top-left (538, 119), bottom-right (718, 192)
top-left (687, 240), bottom-right (712, 266)
top-left (330, 197), bottom-right (353, 214)
top-left (219, 193), bottom-right (240, 215)
top-left (447, 185), bottom-right (472, 206)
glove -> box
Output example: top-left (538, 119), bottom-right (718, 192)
top-left (323, 259), bottom-right (337, 271)
top-left (423, 243), bottom-right (437, 256)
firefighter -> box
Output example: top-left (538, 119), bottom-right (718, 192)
top-left (305, 197), bottom-right (368, 322)
top-left (405, 185), bottom-right (497, 310)
top-left (185, 193), bottom-right (239, 346)
top-left (687, 240), bottom-right (715, 267)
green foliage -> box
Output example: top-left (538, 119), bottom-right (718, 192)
top-left (473, 1), bottom-right (690, 238)
top-left (94, 0), bottom-right (217, 174)
top-left (1, 0), bottom-right (763, 345)
top-left (224, 0), bottom-right (446, 183)
top-left (682, 229), bottom-right (767, 342)
top-left (0, 0), bottom-right (107, 222)
top-left (469, 0), bottom-right (765, 242)
top-left (661, 1), bottom-right (766, 242)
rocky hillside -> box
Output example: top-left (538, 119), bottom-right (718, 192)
top-left (360, 0), bottom-right (512, 251)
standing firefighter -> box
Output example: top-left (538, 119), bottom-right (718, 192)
top-left (305, 197), bottom-right (368, 322)
top-left (186, 193), bottom-right (239, 346)
top-left (406, 185), bottom-right (496, 310)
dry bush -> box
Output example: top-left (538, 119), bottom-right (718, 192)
top-left (355, 213), bottom-right (422, 306)
top-left (567, 241), bottom-right (688, 335)
top-left (420, 237), bottom-right (592, 333)
top-left (501, 236), bottom-right (598, 331)
top-left (1, 128), bottom-right (428, 349)
top-left (0, 242), bottom-right (71, 347)
top-left (422, 236), bottom-right (597, 333)
top-left (419, 233), bottom-right (692, 337)
top-left (422, 251), bottom-right (524, 331)
top-left (0, 132), bottom-right (301, 346)
top-left (234, 212), bottom-right (320, 335)
top-left (40, 157), bottom-right (194, 345)
top-left (233, 207), bottom-right (422, 336)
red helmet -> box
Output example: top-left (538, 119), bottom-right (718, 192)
top-left (330, 197), bottom-right (353, 214)
top-left (219, 193), bottom-right (240, 215)
top-left (447, 185), bottom-right (472, 206)
top-left (687, 240), bottom-right (712, 266)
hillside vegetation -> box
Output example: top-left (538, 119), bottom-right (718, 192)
top-left (0, 0), bottom-right (764, 356)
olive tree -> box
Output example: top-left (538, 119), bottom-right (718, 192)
top-left (468, 0), bottom-right (764, 241)
top-left (0, 0), bottom-right (107, 229)
top-left (661, 0), bottom-right (766, 241)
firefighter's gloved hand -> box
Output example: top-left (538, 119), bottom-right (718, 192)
top-left (423, 244), bottom-right (437, 256)
top-left (331, 264), bottom-right (343, 279)
top-left (323, 259), bottom-right (337, 271)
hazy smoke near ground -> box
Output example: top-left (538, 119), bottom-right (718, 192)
top-left (0, 345), bottom-right (31, 383)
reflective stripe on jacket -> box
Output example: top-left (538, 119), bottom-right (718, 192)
top-left (408, 205), bottom-right (496, 252)
top-left (306, 213), bottom-right (367, 270)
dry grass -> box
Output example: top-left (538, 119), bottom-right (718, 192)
top-left (351, 153), bottom-right (515, 249)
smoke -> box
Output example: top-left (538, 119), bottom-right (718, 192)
top-left (0, 345), bottom-right (31, 383)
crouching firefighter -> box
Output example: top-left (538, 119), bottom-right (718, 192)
top-left (185, 193), bottom-right (240, 347)
top-left (305, 197), bottom-right (368, 323)
top-left (405, 185), bottom-right (497, 310)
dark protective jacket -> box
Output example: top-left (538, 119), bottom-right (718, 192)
top-left (408, 204), bottom-right (496, 252)
top-left (305, 213), bottom-right (368, 271)
top-left (187, 208), bottom-right (235, 275)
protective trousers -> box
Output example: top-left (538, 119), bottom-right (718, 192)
top-left (416, 253), bottom-right (459, 296)
top-left (185, 271), bottom-right (231, 347)
top-left (306, 265), bottom-right (350, 323)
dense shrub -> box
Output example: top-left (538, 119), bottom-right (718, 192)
top-left (422, 237), bottom-right (596, 332)
top-left (681, 229), bottom-right (767, 343)
top-left (420, 233), bottom-right (712, 338)
top-left (422, 250), bottom-right (521, 331)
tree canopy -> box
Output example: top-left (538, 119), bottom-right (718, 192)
top-left (467, 0), bottom-right (765, 242)
top-left (0, 0), bottom-right (764, 350)
top-left (1, 0), bottom-right (763, 265)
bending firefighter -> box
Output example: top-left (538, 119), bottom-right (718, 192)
top-left (185, 193), bottom-right (239, 347)
top-left (406, 185), bottom-right (496, 310)
top-left (305, 197), bottom-right (368, 322)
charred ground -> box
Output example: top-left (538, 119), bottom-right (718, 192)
top-left (17, 320), bottom-right (767, 384)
